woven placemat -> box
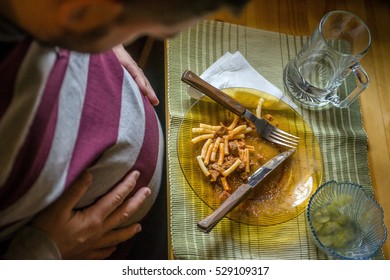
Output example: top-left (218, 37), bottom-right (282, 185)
top-left (166, 20), bottom-right (380, 259)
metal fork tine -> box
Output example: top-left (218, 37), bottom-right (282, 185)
top-left (272, 126), bottom-right (300, 140)
top-left (268, 132), bottom-right (299, 147)
top-left (270, 129), bottom-right (300, 145)
top-left (264, 135), bottom-right (296, 148)
top-left (255, 119), bottom-right (299, 147)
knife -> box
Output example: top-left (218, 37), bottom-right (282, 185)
top-left (197, 149), bottom-right (295, 233)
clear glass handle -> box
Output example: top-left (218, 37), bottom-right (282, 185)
top-left (329, 64), bottom-right (369, 108)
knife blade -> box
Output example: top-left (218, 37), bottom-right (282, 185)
top-left (197, 149), bottom-right (295, 233)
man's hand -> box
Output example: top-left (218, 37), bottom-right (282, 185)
top-left (31, 170), bottom-right (150, 259)
top-left (113, 44), bottom-right (159, 106)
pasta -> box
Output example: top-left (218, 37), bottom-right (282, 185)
top-left (200, 123), bottom-right (222, 131)
top-left (227, 115), bottom-right (240, 130)
top-left (222, 158), bottom-right (242, 177)
top-left (189, 98), bottom-right (280, 198)
top-left (228, 124), bottom-right (247, 138)
top-left (200, 138), bottom-right (212, 159)
top-left (220, 177), bottom-right (230, 192)
top-left (204, 142), bottom-right (214, 165)
top-left (245, 148), bottom-right (250, 173)
top-left (227, 133), bottom-right (245, 140)
top-left (210, 137), bottom-right (222, 162)
top-left (191, 133), bottom-right (214, 144)
top-left (190, 115), bottom-right (257, 195)
top-left (256, 97), bottom-right (265, 118)
top-left (197, 155), bottom-right (210, 177)
top-left (192, 127), bottom-right (215, 134)
top-left (217, 143), bottom-right (225, 166)
top-left (224, 138), bottom-right (229, 155)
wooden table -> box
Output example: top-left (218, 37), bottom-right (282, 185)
top-left (162, 0), bottom-right (389, 259)
top-left (205, 0), bottom-right (389, 259)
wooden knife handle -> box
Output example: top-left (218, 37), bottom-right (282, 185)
top-left (181, 70), bottom-right (246, 116)
top-left (197, 184), bottom-right (252, 233)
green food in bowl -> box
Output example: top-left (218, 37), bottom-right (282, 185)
top-left (312, 203), bottom-right (360, 249)
top-left (307, 181), bottom-right (387, 260)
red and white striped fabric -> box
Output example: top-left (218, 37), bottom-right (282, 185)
top-left (0, 39), bottom-right (164, 245)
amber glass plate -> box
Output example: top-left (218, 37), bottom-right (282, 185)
top-left (177, 88), bottom-right (323, 226)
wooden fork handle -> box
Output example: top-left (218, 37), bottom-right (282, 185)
top-left (181, 70), bottom-right (246, 116)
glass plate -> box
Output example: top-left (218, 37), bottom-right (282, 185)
top-left (177, 88), bottom-right (323, 226)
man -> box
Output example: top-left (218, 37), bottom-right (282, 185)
top-left (0, 0), bottom-right (249, 259)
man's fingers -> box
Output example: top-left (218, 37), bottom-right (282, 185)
top-left (56, 171), bottom-right (93, 213)
top-left (88, 170), bottom-right (140, 220)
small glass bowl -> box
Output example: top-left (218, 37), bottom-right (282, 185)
top-left (307, 180), bottom-right (387, 259)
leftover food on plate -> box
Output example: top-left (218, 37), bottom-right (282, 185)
top-left (178, 88), bottom-right (323, 225)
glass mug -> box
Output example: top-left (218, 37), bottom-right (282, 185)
top-left (283, 10), bottom-right (371, 108)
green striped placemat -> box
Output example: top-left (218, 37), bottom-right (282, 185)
top-left (166, 20), bottom-right (380, 259)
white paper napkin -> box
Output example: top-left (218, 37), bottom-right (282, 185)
top-left (187, 51), bottom-right (298, 110)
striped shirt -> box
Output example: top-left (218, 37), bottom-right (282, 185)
top-left (0, 36), bottom-right (164, 255)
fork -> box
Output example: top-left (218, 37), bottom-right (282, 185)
top-left (181, 70), bottom-right (299, 148)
